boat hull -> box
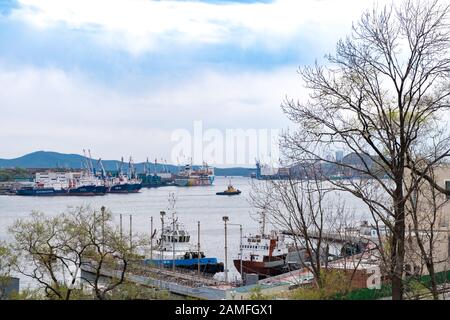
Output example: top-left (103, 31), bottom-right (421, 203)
top-left (233, 255), bottom-right (287, 278)
top-left (144, 257), bottom-right (224, 274)
top-left (174, 176), bottom-right (214, 187)
top-left (16, 185), bottom-right (106, 196)
top-left (216, 190), bottom-right (241, 196)
top-left (16, 187), bottom-right (66, 196)
top-left (67, 185), bottom-right (106, 196)
top-left (108, 183), bottom-right (142, 193)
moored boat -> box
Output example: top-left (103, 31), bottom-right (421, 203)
top-left (107, 157), bottom-right (142, 193)
top-left (233, 211), bottom-right (298, 279)
top-left (16, 170), bottom-right (107, 196)
top-left (16, 185), bottom-right (66, 196)
top-left (233, 231), bottom-right (288, 278)
top-left (144, 210), bottom-right (224, 275)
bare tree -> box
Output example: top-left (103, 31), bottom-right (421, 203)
top-left (281, 0), bottom-right (450, 299)
top-left (251, 167), bottom-right (372, 294)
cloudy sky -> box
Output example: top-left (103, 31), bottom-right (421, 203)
top-left (0, 0), bottom-right (387, 165)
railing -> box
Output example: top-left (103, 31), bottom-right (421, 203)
top-left (81, 258), bottom-right (228, 289)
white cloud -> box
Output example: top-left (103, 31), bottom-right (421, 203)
top-left (0, 65), bottom-right (304, 164)
top-left (12, 0), bottom-right (391, 54)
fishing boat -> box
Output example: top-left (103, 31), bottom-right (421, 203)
top-left (16, 184), bottom-right (66, 196)
top-left (107, 157), bottom-right (142, 193)
top-left (144, 210), bottom-right (224, 274)
top-left (139, 158), bottom-right (174, 188)
top-left (16, 170), bottom-right (106, 196)
top-left (216, 183), bottom-right (241, 196)
top-left (233, 211), bottom-right (295, 278)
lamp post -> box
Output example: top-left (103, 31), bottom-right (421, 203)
top-left (119, 214), bottom-right (123, 242)
top-left (159, 210), bottom-right (166, 289)
top-left (229, 223), bottom-right (243, 283)
top-left (129, 214), bottom-right (133, 253)
top-left (150, 216), bottom-right (153, 260)
top-left (222, 216), bottom-right (229, 283)
top-left (172, 210), bottom-right (176, 272)
top-left (101, 206), bottom-right (106, 252)
top-left (197, 221), bottom-right (201, 277)
top-left (160, 211), bottom-right (166, 268)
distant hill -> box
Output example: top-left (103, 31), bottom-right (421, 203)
top-left (0, 151), bottom-right (256, 177)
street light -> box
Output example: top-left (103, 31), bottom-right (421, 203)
top-left (222, 216), bottom-right (229, 283)
top-left (150, 216), bottom-right (153, 260)
top-left (159, 210), bottom-right (166, 289)
top-left (229, 223), bottom-right (243, 284)
top-left (160, 211), bottom-right (166, 268)
top-left (171, 210), bottom-right (176, 272)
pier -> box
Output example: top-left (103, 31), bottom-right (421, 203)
top-left (81, 259), bottom-right (232, 299)
top-left (80, 259), bottom-right (290, 300)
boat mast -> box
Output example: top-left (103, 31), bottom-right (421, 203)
top-left (128, 157), bottom-right (132, 179)
top-left (144, 157), bottom-right (149, 175)
top-left (82, 149), bottom-right (90, 174)
top-left (168, 193), bottom-right (177, 272)
top-left (150, 216), bottom-right (153, 261)
top-left (172, 209), bottom-right (175, 272)
top-left (197, 221), bottom-right (201, 276)
top-left (88, 149), bottom-right (95, 176)
top-left (119, 157), bottom-right (124, 179)
top-left (98, 158), bottom-right (106, 179)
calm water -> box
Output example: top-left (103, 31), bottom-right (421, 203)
top-left (0, 176), bottom-right (371, 288)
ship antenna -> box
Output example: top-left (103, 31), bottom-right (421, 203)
top-left (88, 149), bottom-right (94, 175)
top-left (144, 157), bottom-right (149, 175)
top-left (82, 149), bottom-right (88, 172)
top-left (120, 157), bottom-right (124, 177)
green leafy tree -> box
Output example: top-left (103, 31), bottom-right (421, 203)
top-left (0, 242), bottom-right (16, 299)
top-left (8, 206), bottom-right (147, 300)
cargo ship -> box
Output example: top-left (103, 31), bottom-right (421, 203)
top-left (16, 185), bottom-right (66, 196)
top-left (16, 171), bottom-right (107, 196)
top-left (144, 210), bottom-right (224, 274)
top-left (174, 163), bottom-right (214, 187)
top-left (255, 161), bottom-right (291, 180)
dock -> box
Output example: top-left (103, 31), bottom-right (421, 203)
top-left (81, 259), bottom-right (232, 299)
top-left (80, 259), bottom-right (290, 300)
top-left (281, 229), bottom-right (377, 244)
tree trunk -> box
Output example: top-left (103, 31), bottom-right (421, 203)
top-left (392, 179), bottom-right (405, 300)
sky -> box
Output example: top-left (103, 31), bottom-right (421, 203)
top-left (0, 0), bottom-right (389, 166)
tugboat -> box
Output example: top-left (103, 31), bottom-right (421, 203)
top-left (233, 211), bottom-right (291, 279)
top-left (144, 200), bottom-right (224, 274)
top-left (216, 182), bottom-right (241, 196)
